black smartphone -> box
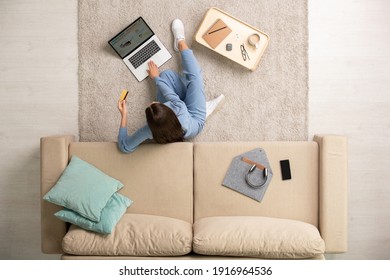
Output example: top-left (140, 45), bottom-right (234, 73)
top-left (280, 160), bottom-right (292, 180)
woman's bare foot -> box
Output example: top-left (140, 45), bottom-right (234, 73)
top-left (147, 60), bottom-right (160, 79)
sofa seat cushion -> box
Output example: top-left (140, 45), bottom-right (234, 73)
top-left (193, 216), bottom-right (325, 259)
top-left (62, 214), bottom-right (192, 256)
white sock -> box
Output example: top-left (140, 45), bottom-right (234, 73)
top-left (206, 94), bottom-right (225, 118)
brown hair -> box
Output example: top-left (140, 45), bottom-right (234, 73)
top-left (145, 103), bottom-right (184, 144)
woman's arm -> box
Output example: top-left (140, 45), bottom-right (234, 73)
top-left (148, 60), bottom-right (181, 104)
top-left (117, 99), bottom-right (152, 153)
top-left (118, 125), bottom-right (152, 153)
top-left (118, 99), bottom-right (128, 128)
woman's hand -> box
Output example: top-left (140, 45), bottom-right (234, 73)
top-left (118, 99), bottom-right (127, 115)
top-left (147, 60), bottom-right (160, 80)
top-left (118, 99), bottom-right (128, 128)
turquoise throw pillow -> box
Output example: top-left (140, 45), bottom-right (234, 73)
top-left (43, 155), bottom-right (123, 222)
top-left (55, 193), bottom-right (132, 234)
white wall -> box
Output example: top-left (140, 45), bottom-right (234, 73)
top-left (0, 0), bottom-right (389, 259)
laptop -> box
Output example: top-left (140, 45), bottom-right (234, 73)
top-left (108, 17), bottom-right (172, 81)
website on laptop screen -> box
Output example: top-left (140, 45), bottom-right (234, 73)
top-left (109, 18), bottom-right (154, 58)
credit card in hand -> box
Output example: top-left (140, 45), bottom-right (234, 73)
top-left (120, 90), bottom-right (128, 100)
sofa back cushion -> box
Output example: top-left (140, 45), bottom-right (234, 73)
top-left (193, 142), bottom-right (319, 226)
top-left (69, 142), bottom-right (194, 223)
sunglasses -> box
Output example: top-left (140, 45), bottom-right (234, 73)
top-left (240, 44), bottom-right (250, 61)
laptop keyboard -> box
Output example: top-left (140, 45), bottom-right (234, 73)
top-left (128, 40), bottom-right (161, 69)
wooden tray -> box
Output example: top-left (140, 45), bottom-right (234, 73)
top-left (194, 7), bottom-right (269, 71)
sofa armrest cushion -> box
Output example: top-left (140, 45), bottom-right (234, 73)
top-left (62, 214), bottom-right (192, 256)
top-left (193, 216), bottom-right (325, 259)
top-left (314, 135), bottom-right (348, 253)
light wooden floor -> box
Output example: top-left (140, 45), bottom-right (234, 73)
top-left (0, 0), bottom-right (389, 259)
top-left (0, 0), bottom-right (78, 259)
top-left (308, 0), bottom-right (390, 259)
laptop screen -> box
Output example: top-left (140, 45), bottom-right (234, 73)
top-left (108, 17), bottom-right (154, 59)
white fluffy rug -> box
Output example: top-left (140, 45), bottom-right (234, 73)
top-left (78, 0), bottom-right (308, 142)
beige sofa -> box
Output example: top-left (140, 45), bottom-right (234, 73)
top-left (40, 135), bottom-right (348, 259)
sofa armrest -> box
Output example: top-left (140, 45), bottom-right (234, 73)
top-left (40, 135), bottom-right (75, 254)
top-left (314, 135), bottom-right (348, 253)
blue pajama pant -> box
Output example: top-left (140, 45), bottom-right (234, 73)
top-left (156, 49), bottom-right (206, 123)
